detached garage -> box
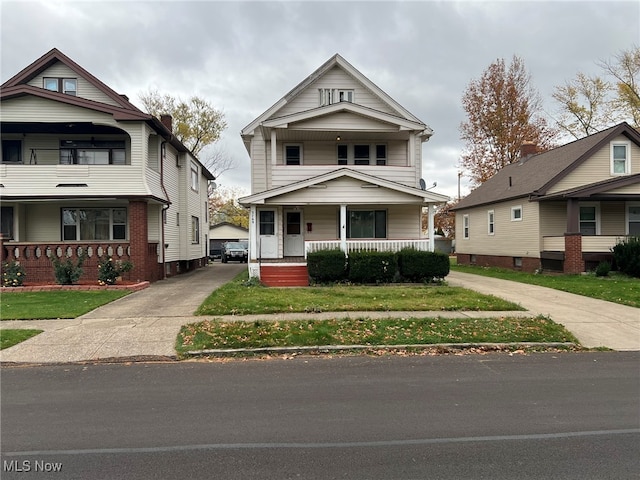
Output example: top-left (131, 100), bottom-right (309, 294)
top-left (209, 222), bottom-right (248, 260)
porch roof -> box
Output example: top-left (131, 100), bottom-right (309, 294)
top-left (238, 168), bottom-right (450, 206)
top-left (533, 173), bottom-right (640, 201)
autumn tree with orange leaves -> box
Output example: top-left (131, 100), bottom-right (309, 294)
top-left (460, 56), bottom-right (557, 185)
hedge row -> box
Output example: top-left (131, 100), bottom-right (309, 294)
top-left (307, 248), bottom-right (450, 284)
top-left (612, 236), bottom-right (640, 278)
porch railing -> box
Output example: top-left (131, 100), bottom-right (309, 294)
top-left (305, 239), bottom-right (431, 258)
top-left (542, 235), bottom-right (629, 253)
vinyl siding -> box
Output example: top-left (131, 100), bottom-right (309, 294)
top-left (26, 61), bottom-right (123, 106)
top-left (548, 136), bottom-right (640, 194)
top-left (539, 202), bottom-right (566, 237)
top-left (274, 66), bottom-right (397, 117)
top-left (289, 112), bottom-right (400, 131)
top-left (250, 131), bottom-right (268, 192)
top-left (456, 200), bottom-right (541, 257)
top-left (274, 140), bottom-right (408, 166)
top-left (162, 146), bottom-right (181, 262)
top-left (601, 201), bottom-right (626, 235)
top-left (209, 224), bottom-right (249, 239)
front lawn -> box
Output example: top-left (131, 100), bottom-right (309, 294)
top-left (196, 273), bottom-right (522, 315)
top-left (177, 315), bottom-right (577, 355)
top-left (0, 290), bottom-right (131, 320)
top-left (1, 329), bottom-right (43, 349)
top-left (451, 264), bottom-right (640, 308)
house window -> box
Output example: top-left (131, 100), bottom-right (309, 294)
top-left (61, 208), bottom-right (127, 241)
top-left (347, 210), bottom-right (386, 238)
top-left (511, 206), bottom-right (523, 222)
top-left (463, 214), bottom-right (470, 239)
top-left (44, 77), bottom-right (77, 95)
top-left (354, 145), bottom-right (370, 165)
top-left (376, 145), bottom-right (387, 165)
top-left (337, 144), bottom-right (348, 165)
top-left (60, 140), bottom-right (126, 165)
top-left (611, 142), bottom-right (630, 175)
top-left (2, 140), bottom-right (21, 163)
top-left (259, 210), bottom-right (275, 235)
top-left (579, 205), bottom-right (598, 235)
top-left (487, 210), bottom-right (495, 235)
top-left (1, 206), bottom-right (14, 239)
top-left (319, 88), bottom-right (354, 106)
top-left (190, 161), bottom-right (199, 191)
top-left (285, 145), bottom-right (302, 165)
top-left (513, 257), bottom-right (523, 268)
top-left (191, 216), bottom-right (200, 244)
top-left (628, 204), bottom-right (640, 235)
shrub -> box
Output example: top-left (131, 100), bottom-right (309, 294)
top-left (397, 248), bottom-right (450, 282)
top-left (612, 236), bottom-right (640, 278)
top-left (347, 250), bottom-right (396, 284)
top-left (97, 257), bottom-right (133, 285)
top-left (307, 249), bottom-right (347, 284)
top-left (1, 260), bottom-right (26, 287)
top-left (49, 253), bottom-right (86, 285)
top-left (594, 261), bottom-right (611, 278)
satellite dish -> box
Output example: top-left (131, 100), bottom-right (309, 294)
top-left (419, 178), bottom-right (426, 190)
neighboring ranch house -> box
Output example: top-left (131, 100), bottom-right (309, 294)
top-left (239, 54), bottom-right (449, 286)
top-left (0, 48), bottom-right (214, 284)
top-left (453, 122), bottom-right (640, 273)
top-left (208, 222), bottom-right (248, 260)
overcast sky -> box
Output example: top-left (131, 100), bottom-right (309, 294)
top-left (1, 0), bottom-right (638, 199)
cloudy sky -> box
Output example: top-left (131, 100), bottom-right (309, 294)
top-left (1, 0), bottom-right (638, 199)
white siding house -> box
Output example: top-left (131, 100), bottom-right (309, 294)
top-left (0, 48), bottom-right (214, 283)
top-left (239, 54), bottom-right (449, 285)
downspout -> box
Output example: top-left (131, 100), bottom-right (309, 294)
top-left (160, 141), bottom-right (171, 280)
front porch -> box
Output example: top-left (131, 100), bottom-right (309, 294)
top-left (541, 235), bottom-right (630, 272)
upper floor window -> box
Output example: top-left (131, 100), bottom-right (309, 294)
top-left (337, 144), bottom-right (387, 165)
top-left (337, 144), bottom-right (348, 165)
top-left (511, 206), bottom-right (523, 222)
top-left (354, 145), bottom-right (370, 165)
top-left (190, 161), bottom-right (199, 191)
top-left (44, 77), bottom-right (77, 95)
top-left (285, 145), bottom-right (302, 165)
top-left (2, 140), bottom-right (22, 164)
top-left (463, 214), bottom-right (470, 239)
top-left (60, 140), bottom-right (125, 165)
top-left (611, 142), bottom-right (630, 175)
top-left (319, 88), bottom-right (354, 106)
top-left (376, 145), bottom-right (387, 166)
top-left (62, 207), bottom-right (127, 241)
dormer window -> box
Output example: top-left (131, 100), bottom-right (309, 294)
top-left (611, 142), bottom-right (630, 175)
top-left (319, 88), bottom-right (354, 106)
top-left (44, 77), bottom-right (77, 95)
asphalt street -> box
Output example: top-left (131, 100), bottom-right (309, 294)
top-left (1, 352), bottom-right (639, 479)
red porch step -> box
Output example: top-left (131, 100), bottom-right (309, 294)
top-left (260, 265), bottom-right (309, 287)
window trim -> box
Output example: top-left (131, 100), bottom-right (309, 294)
top-left (61, 207), bottom-right (127, 241)
top-left (487, 210), bottom-right (495, 235)
top-left (191, 216), bottom-right (200, 244)
top-left (319, 88), bottom-right (355, 106)
top-left (579, 202), bottom-right (600, 236)
top-left (611, 141), bottom-right (631, 175)
top-left (190, 161), bottom-right (199, 192)
top-left (44, 77), bottom-right (77, 95)
top-left (284, 144), bottom-right (303, 165)
top-left (353, 144), bottom-right (370, 165)
top-left (511, 206), bottom-right (523, 222)
top-left (626, 202), bottom-right (640, 235)
top-left (463, 214), bottom-right (470, 239)
top-left (346, 209), bottom-right (387, 239)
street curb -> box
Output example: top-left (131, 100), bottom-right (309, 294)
top-left (185, 342), bottom-right (579, 357)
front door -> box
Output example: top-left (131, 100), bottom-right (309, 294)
top-left (258, 209), bottom-right (278, 258)
top-left (284, 210), bottom-right (304, 257)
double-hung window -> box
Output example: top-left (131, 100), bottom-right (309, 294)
top-left (628, 204), bottom-right (640, 235)
top-left (62, 208), bottom-right (127, 241)
top-left (190, 161), bottom-right (199, 191)
top-left (191, 216), bottom-right (200, 244)
top-left (1, 206), bottom-right (14, 239)
top-left (60, 140), bottom-right (126, 165)
top-left (2, 140), bottom-right (21, 163)
top-left (337, 145), bottom-right (348, 165)
top-left (347, 209), bottom-right (386, 239)
top-left (375, 145), bottom-right (387, 166)
top-left (579, 204), bottom-right (598, 235)
top-left (487, 210), bottom-right (495, 235)
top-left (285, 145), bottom-right (302, 165)
top-left (611, 142), bottom-right (630, 175)
top-left (354, 145), bottom-right (370, 165)
top-left (463, 214), bottom-right (470, 239)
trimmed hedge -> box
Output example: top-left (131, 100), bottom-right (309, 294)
top-left (397, 248), bottom-right (450, 282)
top-left (612, 236), bottom-right (640, 278)
top-left (347, 251), bottom-right (397, 284)
top-left (307, 249), bottom-right (347, 283)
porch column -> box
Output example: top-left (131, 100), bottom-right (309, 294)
top-left (566, 198), bottom-right (580, 233)
top-left (407, 133), bottom-right (415, 167)
top-left (340, 204), bottom-right (347, 255)
top-left (564, 233), bottom-right (585, 274)
top-left (250, 205), bottom-right (257, 261)
top-left (271, 130), bottom-right (277, 167)
top-left (427, 203), bottom-right (435, 252)
top-left (129, 200), bottom-right (149, 282)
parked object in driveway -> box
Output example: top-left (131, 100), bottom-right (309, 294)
top-left (221, 242), bottom-right (248, 263)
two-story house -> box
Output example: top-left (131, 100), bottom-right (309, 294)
top-left (453, 122), bottom-right (640, 273)
top-left (239, 54), bottom-right (449, 286)
top-left (0, 48), bottom-right (214, 284)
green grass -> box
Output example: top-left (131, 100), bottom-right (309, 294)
top-left (0, 290), bottom-right (131, 320)
top-left (177, 315), bottom-right (577, 354)
top-left (196, 273), bottom-right (522, 315)
top-left (1, 329), bottom-right (43, 349)
top-left (451, 264), bottom-right (640, 308)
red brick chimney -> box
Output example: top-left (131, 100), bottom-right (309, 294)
top-left (160, 114), bottom-right (173, 133)
top-left (520, 141), bottom-right (537, 158)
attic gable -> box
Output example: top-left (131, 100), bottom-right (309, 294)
top-left (1, 48), bottom-right (140, 111)
top-left (241, 54), bottom-right (428, 136)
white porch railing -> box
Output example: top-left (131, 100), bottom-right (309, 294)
top-left (542, 235), bottom-right (629, 253)
top-left (305, 239), bottom-right (431, 258)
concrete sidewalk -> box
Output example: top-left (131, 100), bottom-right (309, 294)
top-left (1, 266), bottom-right (638, 364)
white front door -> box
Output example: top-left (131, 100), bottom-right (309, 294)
top-left (258, 209), bottom-right (278, 258)
top-left (284, 209), bottom-right (304, 257)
